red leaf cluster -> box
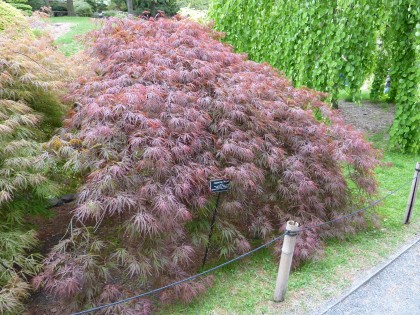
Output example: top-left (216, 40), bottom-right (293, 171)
top-left (38, 18), bottom-right (379, 313)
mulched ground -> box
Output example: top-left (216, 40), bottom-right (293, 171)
top-left (338, 101), bottom-right (395, 136)
top-left (27, 204), bottom-right (75, 315)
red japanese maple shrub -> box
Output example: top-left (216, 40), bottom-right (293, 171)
top-left (34, 18), bottom-right (379, 314)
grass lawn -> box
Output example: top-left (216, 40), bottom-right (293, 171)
top-left (49, 17), bottom-right (97, 56)
top-left (161, 148), bottom-right (419, 315)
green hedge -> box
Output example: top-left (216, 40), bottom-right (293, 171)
top-left (74, 0), bottom-right (93, 16)
top-left (210, 0), bottom-right (381, 106)
top-left (5, 0), bottom-right (32, 14)
top-left (210, 0), bottom-right (419, 153)
top-left (0, 0), bottom-right (28, 31)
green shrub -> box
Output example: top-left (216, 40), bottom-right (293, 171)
top-left (4, 0), bottom-right (32, 14)
top-left (210, 0), bottom-right (419, 153)
top-left (0, 0), bottom-right (29, 31)
top-left (84, 0), bottom-right (106, 12)
top-left (74, 0), bottom-right (92, 16)
top-left (0, 26), bottom-right (79, 314)
top-left (134, 0), bottom-right (179, 16)
top-left (27, 0), bottom-right (44, 11)
top-left (51, 3), bottom-right (67, 12)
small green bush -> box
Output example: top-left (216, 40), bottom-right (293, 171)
top-left (74, 0), bottom-right (92, 16)
top-left (4, 0), bottom-right (32, 14)
top-left (28, 0), bottom-right (45, 11)
top-left (0, 0), bottom-right (29, 31)
top-left (134, 0), bottom-right (179, 16)
top-left (51, 3), bottom-right (67, 12)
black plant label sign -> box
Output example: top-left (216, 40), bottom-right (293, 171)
top-left (209, 179), bottom-right (230, 193)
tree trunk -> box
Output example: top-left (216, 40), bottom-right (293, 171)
top-left (127, 0), bottom-right (134, 15)
top-left (67, 0), bottom-right (75, 16)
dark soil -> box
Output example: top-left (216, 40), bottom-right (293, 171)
top-left (26, 204), bottom-right (75, 315)
top-left (32, 204), bottom-right (74, 255)
top-left (337, 101), bottom-right (395, 136)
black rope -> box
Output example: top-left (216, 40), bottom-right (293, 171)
top-left (72, 232), bottom-right (288, 314)
top-left (285, 230), bottom-right (299, 237)
top-left (298, 176), bottom-right (415, 233)
top-left (72, 175), bottom-right (415, 315)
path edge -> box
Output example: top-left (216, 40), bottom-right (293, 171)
top-left (310, 234), bottom-right (420, 315)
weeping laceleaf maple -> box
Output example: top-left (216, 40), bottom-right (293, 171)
top-left (0, 23), bottom-right (83, 314)
top-left (34, 17), bottom-right (379, 314)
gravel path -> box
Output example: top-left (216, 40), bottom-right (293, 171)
top-left (323, 240), bottom-right (420, 315)
top-left (49, 23), bottom-right (73, 40)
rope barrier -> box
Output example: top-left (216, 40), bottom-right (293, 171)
top-left (72, 175), bottom-right (416, 315)
top-left (298, 176), bottom-right (416, 233)
top-left (72, 232), bottom-right (288, 314)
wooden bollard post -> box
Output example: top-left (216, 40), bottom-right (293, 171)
top-left (274, 220), bottom-right (299, 302)
top-left (403, 162), bottom-right (420, 224)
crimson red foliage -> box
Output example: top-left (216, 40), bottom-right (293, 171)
top-left (35, 18), bottom-right (379, 313)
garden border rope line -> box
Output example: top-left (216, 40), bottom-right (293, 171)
top-left (72, 231), bottom-right (288, 315)
top-left (298, 175), bottom-right (417, 233)
top-left (71, 176), bottom-right (416, 315)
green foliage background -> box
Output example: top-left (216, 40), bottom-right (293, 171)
top-left (210, 0), bottom-right (419, 153)
top-left (210, 0), bottom-right (381, 105)
top-left (108, 0), bottom-right (180, 15)
top-left (74, 0), bottom-right (93, 16)
top-left (0, 0), bottom-right (28, 30)
top-left (4, 0), bottom-right (32, 14)
top-left (384, 0), bottom-right (419, 154)
top-left (133, 0), bottom-right (179, 15)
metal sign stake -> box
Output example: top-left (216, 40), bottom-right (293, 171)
top-left (202, 192), bottom-right (221, 268)
top-left (201, 179), bottom-right (230, 268)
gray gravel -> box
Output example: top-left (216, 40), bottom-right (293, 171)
top-left (323, 240), bottom-right (420, 315)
